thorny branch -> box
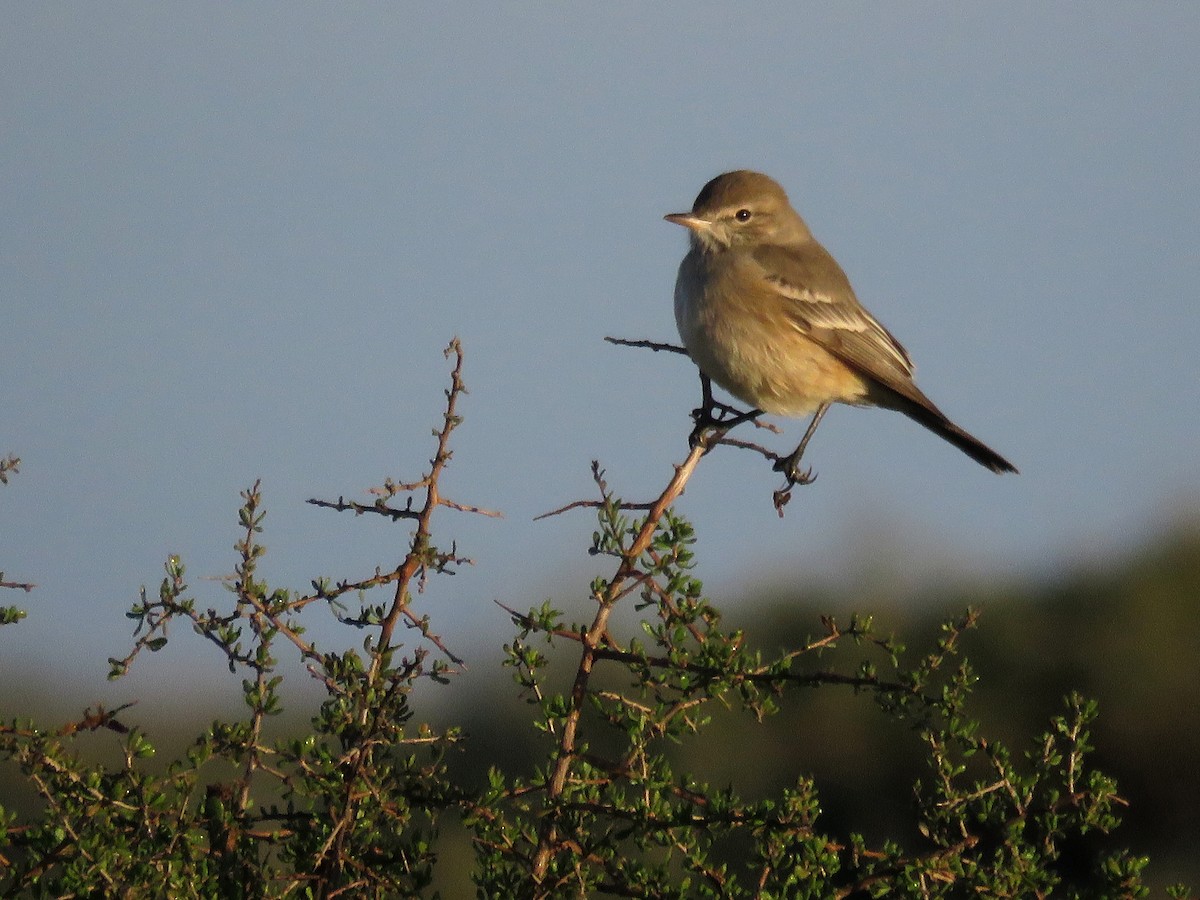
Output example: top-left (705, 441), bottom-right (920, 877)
top-left (529, 443), bottom-right (709, 883)
top-left (300, 338), bottom-right (492, 880)
top-left (90, 341), bottom-right (494, 894)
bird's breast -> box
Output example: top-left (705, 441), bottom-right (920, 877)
top-left (673, 251), bottom-right (869, 417)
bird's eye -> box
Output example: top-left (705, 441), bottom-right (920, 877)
top-left (735, 209), bottom-right (752, 222)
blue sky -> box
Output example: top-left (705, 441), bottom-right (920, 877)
top-left (3, 6), bottom-right (1199, 695)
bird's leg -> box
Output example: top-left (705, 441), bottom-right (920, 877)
top-left (773, 403), bottom-right (830, 486)
top-left (689, 373), bottom-right (762, 450)
top-left (689, 374), bottom-right (718, 428)
top-left (688, 374), bottom-right (720, 449)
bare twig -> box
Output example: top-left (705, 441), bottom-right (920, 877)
top-left (306, 495), bottom-right (421, 521)
top-left (438, 497), bottom-right (503, 517)
top-left (534, 498), bottom-right (656, 521)
top-left (711, 435), bottom-right (783, 458)
top-left (604, 336), bottom-right (688, 354)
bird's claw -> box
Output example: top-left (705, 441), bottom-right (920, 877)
top-left (791, 465), bottom-right (818, 486)
top-left (772, 457), bottom-right (818, 486)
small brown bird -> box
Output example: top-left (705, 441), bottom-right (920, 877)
top-left (666, 170), bottom-right (1017, 483)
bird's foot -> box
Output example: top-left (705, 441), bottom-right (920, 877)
top-left (772, 454), bottom-right (818, 487)
top-left (689, 401), bottom-right (758, 451)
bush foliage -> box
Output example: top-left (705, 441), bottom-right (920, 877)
top-left (1, 343), bottom-right (1190, 897)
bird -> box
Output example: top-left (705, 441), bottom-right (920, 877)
top-left (665, 170), bottom-right (1017, 484)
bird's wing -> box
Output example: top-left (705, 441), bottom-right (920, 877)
top-left (753, 243), bottom-right (920, 395)
top-left (750, 243), bottom-right (1016, 471)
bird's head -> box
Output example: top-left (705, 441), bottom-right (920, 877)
top-left (665, 170), bottom-right (812, 252)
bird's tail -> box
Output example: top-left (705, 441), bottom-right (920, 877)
top-left (896, 398), bottom-right (1018, 475)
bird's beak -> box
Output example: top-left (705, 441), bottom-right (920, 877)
top-left (664, 212), bottom-right (711, 234)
